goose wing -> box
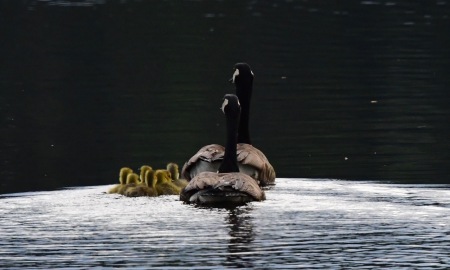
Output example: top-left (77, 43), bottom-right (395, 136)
top-left (236, 143), bottom-right (276, 186)
top-left (181, 144), bottom-right (225, 180)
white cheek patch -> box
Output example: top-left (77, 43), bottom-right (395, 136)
top-left (251, 70), bottom-right (254, 76)
top-left (221, 98), bottom-right (229, 113)
top-left (232, 69), bottom-right (239, 83)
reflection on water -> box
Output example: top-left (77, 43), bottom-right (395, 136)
top-left (1, 0), bottom-right (450, 194)
top-left (225, 207), bottom-right (255, 269)
top-left (0, 179), bottom-right (449, 269)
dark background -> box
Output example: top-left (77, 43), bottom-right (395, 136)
top-left (1, 0), bottom-right (449, 194)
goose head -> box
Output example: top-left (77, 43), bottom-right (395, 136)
top-left (221, 94), bottom-right (241, 119)
top-left (230, 63), bottom-right (254, 85)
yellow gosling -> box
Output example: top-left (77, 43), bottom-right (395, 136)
top-left (144, 169), bottom-right (158, 196)
top-left (166, 162), bottom-right (188, 189)
top-left (155, 169), bottom-right (181, 195)
top-left (125, 169), bottom-right (157, 197)
top-left (108, 167), bottom-right (133, 194)
top-left (139, 165), bottom-right (153, 184)
top-left (118, 173), bottom-right (140, 195)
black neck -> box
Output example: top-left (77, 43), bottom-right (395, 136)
top-left (236, 83), bottom-right (252, 145)
top-left (218, 110), bottom-right (240, 173)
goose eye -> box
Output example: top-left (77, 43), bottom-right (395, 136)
top-left (232, 69), bottom-right (239, 83)
top-left (221, 98), bottom-right (229, 113)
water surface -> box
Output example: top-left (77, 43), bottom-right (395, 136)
top-left (1, 179), bottom-right (449, 269)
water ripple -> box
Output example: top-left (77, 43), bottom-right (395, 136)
top-left (0, 179), bottom-right (449, 269)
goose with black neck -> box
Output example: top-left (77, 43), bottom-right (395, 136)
top-left (180, 94), bottom-right (265, 205)
top-left (181, 63), bottom-right (276, 186)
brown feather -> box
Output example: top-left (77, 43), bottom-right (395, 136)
top-left (181, 144), bottom-right (225, 180)
top-left (236, 143), bottom-right (276, 186)
top-left (180, 171), bottom-right (265, 202)
top-left (181, 143), bottom-right (275, 185)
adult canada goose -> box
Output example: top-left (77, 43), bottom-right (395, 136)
top-left (180, 94), bottom-right (265, 205)
top-left (108, 167), bottom-right (133, 194)
top-left (181, 63), bottom-right (275, 186)
top-left (166, 162), bottom-right (189, 189)
top-left (118, 172), bottom-right (140, 195)
top-left (155, 169), bottom-right (181, 195)
top-left (125, 169), bottom-right (157, 197)
top-left (139, 165), bottom-right (152, 184)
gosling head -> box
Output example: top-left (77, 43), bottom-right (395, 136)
top-left (144, 169), bottom-right (156, 187)
top-left (166, 163), bottom-right (179, 180)
top-left (119, 167), bottom-right (133, 184)
top-left (126, 173), bottom-right (140, 185)
top-left (139, 165), bottom-right (153, 182)
top-left (155, 170), bottom-right (172, 185)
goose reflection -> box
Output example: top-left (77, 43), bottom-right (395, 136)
top-left (224, 206), bottom-right (255, 269)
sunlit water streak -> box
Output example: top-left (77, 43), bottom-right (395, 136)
top-left (1, 178), bottom-right (449, 269)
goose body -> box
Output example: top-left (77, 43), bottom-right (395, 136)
top-left (181, 63), bottom-right (275, 186)
top-left (235, 143), bottom-right (276, 186)
top-left (108, 167), bottom-right (133, 194)
top-left (181, 144), bottom-right (223, 180)
top-left (180, 171), bottom-right (265, 204)
top-left (182, 143), bottom-right (275, 186)
top-left (180, 94), bottom-right (265, 205)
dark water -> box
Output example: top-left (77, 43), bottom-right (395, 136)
top-left (1, 179), bottom-right (449, 269)
top-left (1, 0), bottom-right (450, 194)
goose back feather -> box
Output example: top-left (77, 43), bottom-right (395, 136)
top-left (181, 144), bottom-right (224, 180)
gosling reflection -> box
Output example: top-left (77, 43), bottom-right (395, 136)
top-left (224, 206), bottom-right (255, 269)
